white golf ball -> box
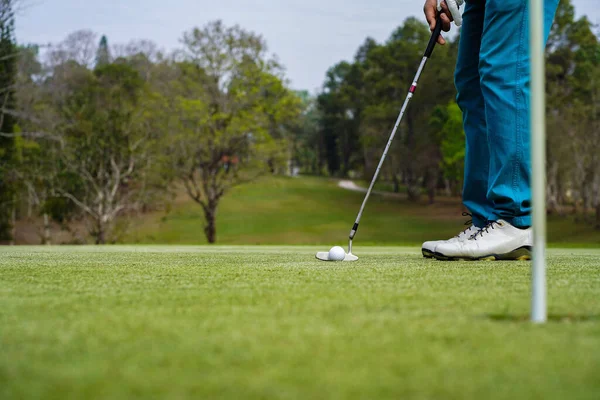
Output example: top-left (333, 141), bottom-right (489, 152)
top-left (328, 246), bottom-right (346, 261)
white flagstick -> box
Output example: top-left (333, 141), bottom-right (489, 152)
top-left (530, 0), bottom-right (547, 323)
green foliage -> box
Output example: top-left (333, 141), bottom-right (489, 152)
top-left (20, 60), bottom-right (168, 243)
top-left (313, 17), bottom-right (458, 201)
top-left (95, 35), bottom-right (111, 68)
top-left (5, 3), bottom-right (600, 244)
top-left (545, 0), bottom-right (600, 220)
top-left (317, 60), bottom-right (363, 176)
top-left (17, 44), bottom-right (42, 81)
top-left (309, 2), bottom-right (599, 213)
top-left (431, 101), bottom-right (465, 189)
top-left (162, 21), bottom-right (301, 243)
top-left (5, 19), bottom-right (306, 244)
top-left (61, 63), bottom-right (144, 168)
top-left (0, 0), bottom-right (17, 241)
top-left (290, 91), bottom-right (322, 175)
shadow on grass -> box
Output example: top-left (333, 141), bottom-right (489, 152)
top-left (485, 313), bottom-right (600, 323)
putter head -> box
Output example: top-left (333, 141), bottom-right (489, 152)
top-left (315, 251), bottom-right (359, 262)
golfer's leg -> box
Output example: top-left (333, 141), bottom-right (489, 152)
top-left (479, 0), bottom-right (558, 227)
top-left (455, 0), bottom-right (490, 228)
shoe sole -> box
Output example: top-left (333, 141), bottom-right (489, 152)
top-left (422, 249), bottom-right (435, 259)
top-left (433, 246), bottom-right (532, 261)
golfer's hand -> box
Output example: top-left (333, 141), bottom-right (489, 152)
top-left (423, 0), bottom-right (453, 45)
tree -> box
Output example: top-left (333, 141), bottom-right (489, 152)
top-left (11, 45), bottom-right (62, 244)
top-left (26, 61), bottom-right (166, 244)
top-left (12, 132), bottom-right (62, 244)
top-left (545, 0), bottom-right (600, 225)
top-left (337, 17), bottom-right (457, 201)
top-left (166, 21), bottom-right (301, 243)
top-left (95, 35), bottom-right (111, 67)
top-left (430, 101), bottom-right (465, 196)
top-left (47, 30), bottom-right (98, 69)
top-left (315, 38), bottom-right (379, 178)
top-left (0, 0), bottom-right (17, 242)
top-left (317, 62), bottom-right (351, 175)
top-left (290, 90), bottom-right (323, 175)
top-left (318, 62), bottom-right (364, 177)
top-left (7, 31), bottom-right (178, 243)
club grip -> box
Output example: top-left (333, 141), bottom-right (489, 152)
top-left (424, 15), bottom-right (444, 58)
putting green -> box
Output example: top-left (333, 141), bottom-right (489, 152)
top-left (1, 246), bottom-right (599, 399)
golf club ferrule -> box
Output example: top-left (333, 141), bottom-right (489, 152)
top-left (349, 223), bottom-right (359, 240)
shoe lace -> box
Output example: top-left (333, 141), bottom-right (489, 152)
top-left (470, 220), bottom-right (499, 240)
top-left (454, 212), bottom-right (473, 238)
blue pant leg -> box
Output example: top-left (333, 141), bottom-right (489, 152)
top-left (455, 0), bottom-right (490, 228)
top-left (479, 0), bottom-right (559, 228)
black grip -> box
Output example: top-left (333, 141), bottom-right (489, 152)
top-left (424, 15), bottom-right (444, 58)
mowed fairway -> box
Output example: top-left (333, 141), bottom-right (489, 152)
top-left (1, 246), bottom-right (600, 400)
top-left (121, 177), bottom-right (600, 247)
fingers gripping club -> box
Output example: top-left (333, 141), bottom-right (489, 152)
top-left (439, 0), bottom-right (464, 26)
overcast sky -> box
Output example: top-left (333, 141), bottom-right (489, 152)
top-left (15, 0), bottom-right (599, 93)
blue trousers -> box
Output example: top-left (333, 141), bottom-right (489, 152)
top-left (455, 0), bottom-right (559, 228)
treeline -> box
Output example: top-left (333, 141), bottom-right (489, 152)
top-left (0, 0), bottom-right (598, 245)
top-left (292, 0), bottom-right (599, 226)
top-left (0, 4), bottom-right (303, 244)
top-left (308, 17), bottom-right (460, 202)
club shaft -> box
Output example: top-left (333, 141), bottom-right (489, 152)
top-left (349, 56), bottom-right (429, 241)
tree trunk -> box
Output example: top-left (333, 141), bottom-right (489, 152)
top-left (444, 179), bottom-right (451, 197)
top-left (43, 212), bottom-right (51, 245)
top-left (404, 113), bottom-right (420, 202)
top-left (425, 168), bottom-right (436, 204)
top-left (454, 180), bottom-right (463, 198)
top-left (204, 204), bottom-right (217, 244)
top-left (583, 168), bottom-right (593, 218)
top-left (405, 170), bottom-right (420, 202)
top-left (407, 185), bottom-right (421, 202)
top-left (547, 162), bottom-right (560, 215)
top-left (9, 203), bottom-right (16, 246)
top-left (27, 190), bottom-right (33, 219)
top-left (96, 221), bottom-right (106, 245)
top-left (392, 174), bottom-right (399, 193)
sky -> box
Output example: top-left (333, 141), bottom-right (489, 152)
top-left (15, 0), bottom-right (599, 93)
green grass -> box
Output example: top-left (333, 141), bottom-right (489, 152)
top-left (1, 246), bottom-right (600, 399)
top-left (124, 176), bottom-right (600, 247)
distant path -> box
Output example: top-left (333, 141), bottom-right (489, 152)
top-left (338, 180), bottom-right (366, 192)
top-left (337, 180), bottom-right (405, 199)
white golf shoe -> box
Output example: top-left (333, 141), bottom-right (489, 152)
top-left (421, 217), bottom-right (479, 258)
top-left (434, 220), bottom-right (532, 261)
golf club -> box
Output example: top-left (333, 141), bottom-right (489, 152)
top-left (316, 15), bottom-right (444, 262)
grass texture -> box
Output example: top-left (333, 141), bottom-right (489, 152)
top-left (1, 246), bottom-right (600, 399)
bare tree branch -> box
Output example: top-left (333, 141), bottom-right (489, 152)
top-left (60, 191), bottom-right (96, 218)
top-left (109, 156), bottom-right (121, 204)
top-left (0, 131), bottom-right (65, 146)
